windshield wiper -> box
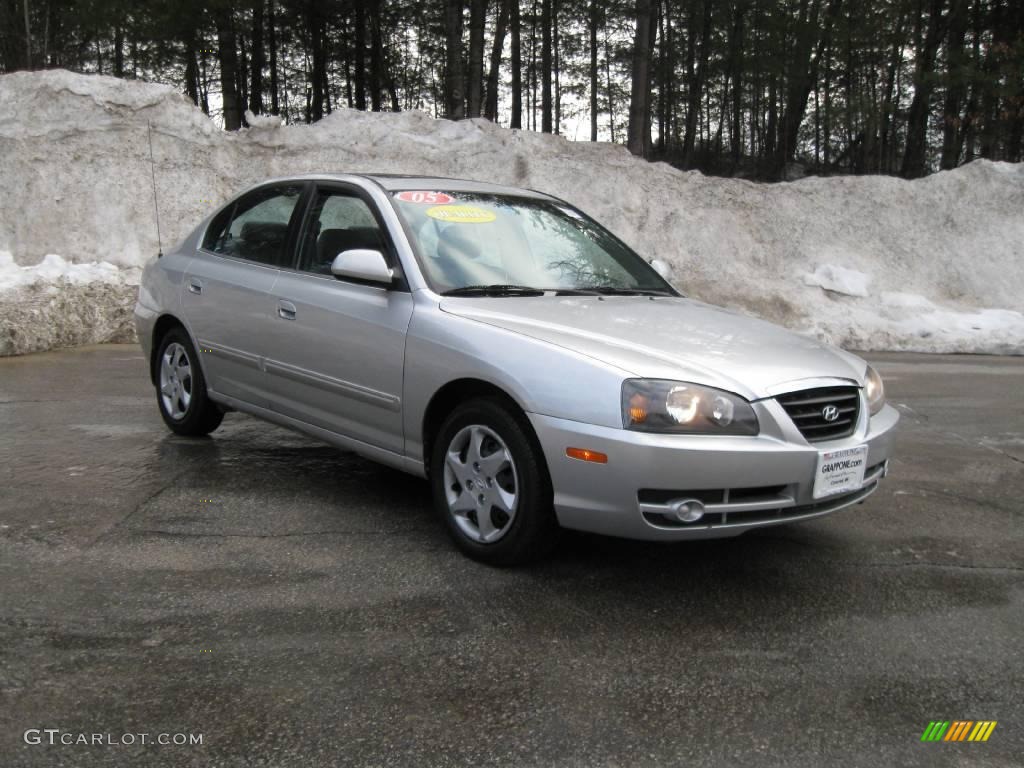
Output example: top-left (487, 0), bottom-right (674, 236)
top-left (574, 286), bottom-right (674, 296)
top-left (441, 284), bottom-right (545, 297)
top-left (551, 287), bottom-right (602, 296)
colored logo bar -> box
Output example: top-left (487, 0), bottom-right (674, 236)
top-left (921, 721), bottom-right (997, 742)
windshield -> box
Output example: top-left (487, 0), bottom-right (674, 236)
top-left (389, 191), bottom-right (676, 296)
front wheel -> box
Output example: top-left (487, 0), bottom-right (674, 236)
top-left (154, 328), bottom-right (224, 436)
top-left (430, 398), bottom-right (557, 565)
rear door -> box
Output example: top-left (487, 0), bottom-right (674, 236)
top-left (261, 183), bottom-right (414, 453)
top-left (182, 183), bottom-right (307, 408)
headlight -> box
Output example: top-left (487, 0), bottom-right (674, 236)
top-left (865, 365), bottom-right (886, 415)
top-left (622, 380), bottom-right (759, 435)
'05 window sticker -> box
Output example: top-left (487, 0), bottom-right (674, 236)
top-left (395, 191), bottom-right (454, 205)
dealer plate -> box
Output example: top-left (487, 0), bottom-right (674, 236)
top-left (813, 445), bottom-right (868, 499)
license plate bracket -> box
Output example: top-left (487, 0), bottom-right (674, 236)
top-left (813, 445), bottom-right (869, 499)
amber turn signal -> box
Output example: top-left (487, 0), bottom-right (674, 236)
top-left (566, 447), bottom-right (608, 464)
top-left (628, 392), bottom-right (648, 424)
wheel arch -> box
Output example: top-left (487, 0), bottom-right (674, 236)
top-left (421, 378), bottom-right (548, 478)
top-left (149, 314), bottom-right (193, 385)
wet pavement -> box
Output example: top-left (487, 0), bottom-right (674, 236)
top-left (0, 344), bottom-right (1021, 767)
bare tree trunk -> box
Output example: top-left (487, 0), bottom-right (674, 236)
top-left (605, 29), bottom-right (615, 142)
top-left (308, 1), bottom-right (326, 122)
top-left (249, 1), bottom-right (265, 115)
top-left (198, 47), bottom-right (210, 114)
top-left (268, 0), bottom-right (279, 114)
top-left (468, 0), bottom-right (486, 117)
top-left (682, 0), bottom-right (713, 166)
top-left (113, 24), bottom-right (124, 77)
top-left (323, 49), bottom-right (332, 115)
top-left (23, 0), bottom-right (31, 68)
top-left (237, 29), bottom-right (248, 115)
top-left (879, 10), bottom-right (905, 173)
top-left (214, 7), bottom-right (242, 130)
top-left (510, 0), bottom-right (522, 128)
top-left (940, 0), bottom-right (969, 168)
top-left (385, 41), bottom-right (401, 112)
top-left (540, 0), bottom-right (552, 131)
top-left (750, 0), bottom-right (760, 158)
top-left (627, 0), bottom-right (653, 155)
top-left (902, 0), bottom-right (947, 176)
top-left (656, 1), bottom-right (667, 153)
top-left (485, 0), bottom-right (508, 121)
top-left (370, 0), bottom-right (384, 111)
top-left (1005, 0), bottom-right (1024, 161)
top-left (184, 32), bottom-right (200, 106)
top-left (354, 1), bottom-right (367, 110)
top-left (554, 0), bottom-right (561, 133)
top-left (643, 0), bottom-right (656, 150)
top-left (445, 0), bottom-right (466, 119)
top-left (589, 0), bottom-right (599, 141)
top-left (529, 0), bottom-right (537, 130)
top-left (728, 2), bottom-right (745, 167)
top-left (776, 0), bottom-right (838, 176)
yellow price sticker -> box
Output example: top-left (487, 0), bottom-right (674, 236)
top-left (425, 205), bottom-right (497, 224)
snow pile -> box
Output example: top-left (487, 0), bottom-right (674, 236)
top-left (2, 69), bottom-right (1023, 355)
top-left (0, 252), bottom-right (133, 289)
top-left (0, 252), bottom-right (139, 355)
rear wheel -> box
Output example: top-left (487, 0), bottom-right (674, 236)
top-left (154, 328), bottom-right (223, 436)
top-left (430, 398), bottom-right (557, 565)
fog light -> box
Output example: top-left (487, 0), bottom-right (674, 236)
top-left (669, 498), bottom-right (705, 523)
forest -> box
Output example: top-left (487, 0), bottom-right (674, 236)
top-left (1, 0), bottom-right (1022, 180)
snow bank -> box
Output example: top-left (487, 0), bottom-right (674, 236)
top-left (0, 252), bottom-right (139, 355)
top-left (2, 69), bottom-right (1023, 355)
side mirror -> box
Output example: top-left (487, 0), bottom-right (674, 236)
top-left (330, 249), bottom-right (394, 286)
top-left (649, 258), bottom-right (674, 280)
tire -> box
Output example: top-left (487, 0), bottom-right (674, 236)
top-left (430, 397), bottom-right (558, 565)
top-left (154, 327), bottom-right (224, 436)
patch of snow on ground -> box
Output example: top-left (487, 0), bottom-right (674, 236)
top-left (1, 69), bottom-right (1023, 355)
top-left (805, 292), bottom-right (1024, 355)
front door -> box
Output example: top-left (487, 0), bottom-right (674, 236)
top-left (261, 184), bottom-right (414, 454)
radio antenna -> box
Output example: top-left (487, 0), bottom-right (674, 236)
top-left (147, 120), bottom-right (164, 258)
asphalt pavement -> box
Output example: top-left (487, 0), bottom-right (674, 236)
top-left (0, 345), bottom-right (1021, 767)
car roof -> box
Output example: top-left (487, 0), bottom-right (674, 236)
top-left (260, 173), bottom-right (558, 201)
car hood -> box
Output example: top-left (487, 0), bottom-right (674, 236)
top-left (439, 295), bottom-right (866, 400)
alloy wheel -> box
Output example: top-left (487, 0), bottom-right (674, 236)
top-left (159, 342), bottom-right (193, 420)
top-left (442, 424), bottom-right (519, 543)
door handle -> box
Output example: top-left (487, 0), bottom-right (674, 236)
top-left (188, 278), bottom-right (203, 295)
top-left (277, 300), bottom-right (297, 321)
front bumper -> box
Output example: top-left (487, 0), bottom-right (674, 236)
top-left (528, 398), bottom-right (899, 541)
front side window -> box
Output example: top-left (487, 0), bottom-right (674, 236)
top-left (298, 190), bottom-right (386, 275)
top-left (203, 185), bottom-right (303, 267)
top-left (390, 192), bottom-right (674, 295)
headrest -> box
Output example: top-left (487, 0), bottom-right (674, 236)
top-left (317, 227), bottom-right (384, 263)
top-left (240, 221), bottom-right (288, 244)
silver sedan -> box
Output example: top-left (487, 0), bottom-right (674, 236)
top-left (134, 174), bottom-right (898, 564)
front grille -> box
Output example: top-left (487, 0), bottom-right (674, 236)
top-left (638, 486), bottom-right (787, 506)
top-left (775, 386), bottom-right (860, 442)
top-left (640, 480), bottom-right (880, 530)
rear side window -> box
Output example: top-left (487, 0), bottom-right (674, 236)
top-left (202, 185), bottom-right (304, 267)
